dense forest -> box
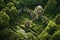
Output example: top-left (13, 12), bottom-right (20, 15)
top-left (0, 0), bottom-right (60, 40)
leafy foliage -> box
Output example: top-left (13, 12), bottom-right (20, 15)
top-left (51, 30), bottom-right (60, 40)
top-left (0, 0), bottom-right (60, 40)
top-left (0, 11), bottom-right (10, 30)
top-left (54, 14), bottom-right (60, 25)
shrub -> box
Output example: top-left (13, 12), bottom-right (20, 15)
top-left (38, 32), bottom-right (51, 40)
top-left (0, 11), bottom-right (10, 26)
top-left (44, 0), bottom-right (57, 18)
top-left (54, 14), bottom-right (60, 25)
top-left (51, 30), bottom-right (60, 40)
top-left (26, 32), bottom-right (38, 40)
top-left (6, 2), bottom-right (14, 7)
top-left (45, 21), bottom-right (57, 35)
top-left (0, 0), bottom-right (5, 10)
top-left (0, 28), bottom-right (20, 40)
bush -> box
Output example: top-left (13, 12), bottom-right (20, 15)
top-left (45, 21), bottom-right (57, 35)
top-left (0, 11), bottom-right (10, 26)
top-left (51, 30), bottom-right (60, 40)
top-left (54, 14), bottom-right (60, 25)
top-left (26, 32), bottom-right (38, 40)
top-left (44, 0), bottom-right (57, 18)
top-left (0, 28), bottom-right (20, 40)
top-left (38, 32), bottom-right (51, 40)
top-left (0, 0), bottom-right (5, 10)
top-left (6, 2), bottom-right (14, 7)
top-left (14, 1), bottom-right (21, 9)
top-left (2, 6), bottom-right (18, 20)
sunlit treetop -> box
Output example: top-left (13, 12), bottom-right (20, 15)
top-left (0, 11), bottom-right (10, 26)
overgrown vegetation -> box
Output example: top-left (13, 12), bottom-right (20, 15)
top-left (0, 0), bottom-right (60, 40)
